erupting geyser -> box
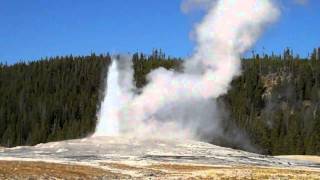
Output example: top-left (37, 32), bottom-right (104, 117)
top-left (95, 0), bottom-right (279, 140)
top-left (95, 60), bottom-right (122, 136)
top-left (95, 56), bottom-right (134, 136)
top-left (95, 60), bottom-right (121, 136)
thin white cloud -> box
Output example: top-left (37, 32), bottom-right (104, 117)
top-left (181, 0), bottom-right (215, 13)
top-left (294, 0), bottom-right (308, 5)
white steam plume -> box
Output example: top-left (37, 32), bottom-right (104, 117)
top-left (95, 0), bottom-right (280, 141)
top-left (119, 0), bottom-right (279, 139)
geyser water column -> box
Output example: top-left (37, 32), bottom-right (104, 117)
top-left (95, 60), bottom-right (122, 136)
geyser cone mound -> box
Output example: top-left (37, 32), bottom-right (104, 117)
top-left (1, 137), bottom-right (320, 179)
top-left (0, 136), bottom-right (319, 169)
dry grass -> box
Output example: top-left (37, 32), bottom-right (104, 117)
top-left (195, 166), bottom-right (320, 179)
top-left (148, 164), bottom-right (320, 179)
top-left (277, 155), bottom-right (320, 164)
top-left (0, 160), bottom-right (130, 179)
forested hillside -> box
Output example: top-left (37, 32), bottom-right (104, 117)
top-left (0, 55), bottom-right (110, 146)
top-left (0, 48), bottom-right (320, 155)
top-left (225, 48), bottom-right (320, 155)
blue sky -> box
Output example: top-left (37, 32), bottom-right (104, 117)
top-left (0, 0), bottom-right (319, 63)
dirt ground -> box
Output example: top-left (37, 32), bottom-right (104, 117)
top-left (1, 160), bottom-right (320, 179)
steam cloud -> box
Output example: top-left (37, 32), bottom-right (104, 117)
top-left (96, 0), bottom-right (280, 141)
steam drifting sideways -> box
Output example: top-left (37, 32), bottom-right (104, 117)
top-left (95, 0), bottom-right (280, 140)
